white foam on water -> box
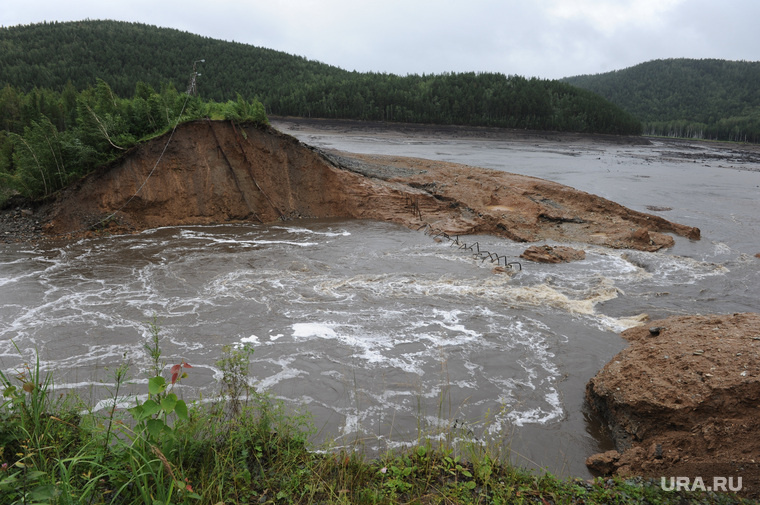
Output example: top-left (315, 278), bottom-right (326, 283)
top-left (619, 250), bottom-right (729, 285)
top-left (291, 322), bottom-right (395, 367)
top-left (341, 413), bottom-right (361, 436)
top-left (253, 356), bottom-right (306, 390)
top-left (507, 281), bottom-right (618, 315)
top-left (168, 336), bottom-right (205, 352)
top-left (177, 227), bottom-right (318, 248)
top-left (0, 254), bottom-right (45, 285)
top-left (312, 269), bottom-right (639, 332)
top-left (253, 239), bottom-right (319, 247)
top-left (292, 322), bottom-right (338, 340)
top-left (465, 317), bottom-right (566, 430)
top-left (594, 313), bottom-right (650, 333)
top-left (408, 325), bottom-right (482, 348)
top-left (91, 397), bottom-right (141, 413)
top-left (506, 388), bottom-right (563, 426)
top-left (315, 271), bottom-right (600, 309)
top-left (0, 270), bottom-right (39, 288)
top-left (712, 241), bottom-right (734, 256)
top-left (240, 334), bottom-right (260, 345)
top-left (281, 310), bottom-right (566, 440)
top-left (271, 225), bottom-right (351, 237)
top-left (0, 249), bottom-right (70, 288)
top-left (582, 249), bottom-right (652, 282)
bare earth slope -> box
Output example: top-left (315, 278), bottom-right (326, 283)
top-left (586, 313), bottom-right (760, 497)
top-left (44, 120), bottom-right (699, 249)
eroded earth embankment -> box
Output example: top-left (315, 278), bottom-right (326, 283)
top-left (586, 313), bottom-right (760, 497)
top-left (44, 120), bottom-right (700, 249)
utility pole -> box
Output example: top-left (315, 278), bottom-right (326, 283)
top-left (187, 59), bottom-right (205, 96)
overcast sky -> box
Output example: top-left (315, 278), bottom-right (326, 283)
top-left (3, 0), bottom-right (758, 79)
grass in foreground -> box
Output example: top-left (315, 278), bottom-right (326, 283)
top-left (0, 327), bottom-right (755, 505)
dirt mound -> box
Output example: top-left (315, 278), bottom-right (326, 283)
top-left (43, 120), bottom-right (699, 250)
top-left (586, 313), bottom-right (760, 497)
top-left (520, 245), bottom-right (586, 263)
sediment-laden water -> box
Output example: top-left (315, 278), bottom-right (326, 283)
top-left (2, 125), bottom-right (758, 477)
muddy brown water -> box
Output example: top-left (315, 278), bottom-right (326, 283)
top-left (2, 121), bottom-right (759, 478)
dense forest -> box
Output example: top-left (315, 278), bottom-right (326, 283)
top-left (1, 20), bottom-right (640, 134)
top-left (0, 78), bottom-right (268, 205)
top-left (0, 19), bottom-right (647, 206)
top-left (563, 59), bottom-right (760, 143)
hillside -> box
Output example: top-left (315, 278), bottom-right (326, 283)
top-left (0, 20), bottom-right (640, 134)
top-left (0, 20), bottom-right (343, 104)
top-left (564, 59), bottom-right (760, 142)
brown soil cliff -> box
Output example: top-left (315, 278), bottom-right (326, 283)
top-left (586, 313), bottom-right (760, 497)
top-left (44, 120), bottom-right (700, 249)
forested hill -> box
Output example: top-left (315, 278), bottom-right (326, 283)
top-left (563, 59), bottom-right (760, 142)
top-left (0, 19), bottom-right (640, 135)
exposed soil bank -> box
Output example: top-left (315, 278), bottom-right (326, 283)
top-left (586, 313), bottom-right (760, 498)
top-left (41, 120), bottom-right (699, 249)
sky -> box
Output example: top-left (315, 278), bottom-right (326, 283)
top-left (2, 0), bottom-right (759, 80)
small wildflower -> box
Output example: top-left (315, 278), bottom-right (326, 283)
top-left (380, 467), bottom-right (387, 474)
top-left (1, 462), bottom-right (8, 472)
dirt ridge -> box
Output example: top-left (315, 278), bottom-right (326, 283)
top-left (42, 120), bottom-right (700, 250)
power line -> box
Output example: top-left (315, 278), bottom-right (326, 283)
top-left (56, 61), bottom-right (203, 238)
top-left (186, 59), bottom-right (205, 96)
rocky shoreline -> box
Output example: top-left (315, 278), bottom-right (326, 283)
top-left (0, 200), bottom-right (44, 243)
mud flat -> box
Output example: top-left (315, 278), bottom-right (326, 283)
top-left (272, 116), bottom-right (760, 168)
top-left (586, 313), bottom-right (760, 498)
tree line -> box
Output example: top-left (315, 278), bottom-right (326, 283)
top-left (564, 58), bottom-right (760, 143)
top-left (0, 20), bottom-right (641, 134)
top-left (0, 79), bottom-right (267, 204)
top-left (265, 71), bottom-right (641, 134)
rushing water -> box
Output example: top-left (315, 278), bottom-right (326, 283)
top-left (2, 124), bottom-right (759, 478)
